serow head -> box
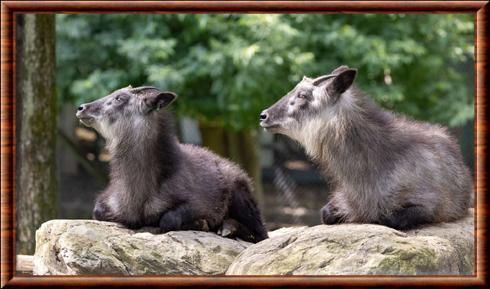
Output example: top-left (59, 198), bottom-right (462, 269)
top-left (76, 86), bottom-right (177, 140)
top-left (259, 65), bottom-right (357, 136)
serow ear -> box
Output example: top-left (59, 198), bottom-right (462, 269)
top-left (144, 91), bottom-right (177, 113)
top-left (136, 87), bottom-right (177, 113)
top-left (328, 68), bottom-right (357, 95)
top-left (331, 65), bottom-right (350, 75)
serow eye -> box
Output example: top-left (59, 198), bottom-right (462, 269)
top-left (297, 93), bottom-right (306, 99)
top-left (114, 96), bottom-right (121, 102)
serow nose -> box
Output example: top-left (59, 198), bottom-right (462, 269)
top-left (260, 112), bottom-right (268, 121)
top-left (77, 105), bottom-right (85, 111)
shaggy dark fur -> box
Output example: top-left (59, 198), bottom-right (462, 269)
top-left (77, 86), bottom-right (268, 243)
top-left (260, 65), bottom-right (473, 230)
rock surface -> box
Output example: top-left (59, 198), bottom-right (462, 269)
top-left (33, 220), bottom-right (250, 275)
top-left (226, 210), bottom-right (474, 275)
top-left (34, 210), bottom-right (474, 275)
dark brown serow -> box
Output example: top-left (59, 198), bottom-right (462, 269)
top-left (76, 86), bottom-right (268, 243)
top-left (260, 65), bottom-right (473, 230)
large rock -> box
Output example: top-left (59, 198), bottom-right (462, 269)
top-left (34, 211), bottom-right (474, 276)
top-left (33, 220), bottom-right (250, 275)
top-left (226, 210), bottom-right (474, 275)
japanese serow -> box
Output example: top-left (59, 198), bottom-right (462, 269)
top-left (260, 65), bottom-right (473, 230)
top-left (76, 86), bottom-right (268, 243)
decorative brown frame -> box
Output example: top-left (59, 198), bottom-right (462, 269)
top-left (1, 1), bottom-right (488, 287)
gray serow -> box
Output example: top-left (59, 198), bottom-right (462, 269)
top-left (76, 86), bottom-right (268, 243)
top-left (260, 65), bottom-right (473, 230)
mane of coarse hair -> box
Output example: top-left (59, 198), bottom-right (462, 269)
top-left (307, 86), bottom-right (412, 187)
top-left (109, 110), bottom-right (181, 185)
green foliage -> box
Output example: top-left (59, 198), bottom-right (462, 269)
top-left (57, 14), bottom-right (474, 129)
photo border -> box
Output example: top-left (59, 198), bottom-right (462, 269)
top-left (1, 1), bottom-right (488, 287)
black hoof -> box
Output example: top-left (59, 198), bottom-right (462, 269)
top-left (93, 202), bottom-right (111, 221)
top-left (321, 203), bottom-right (342, 225)
top-left (218, 219), bottom-right (239, 237)
top-left (159, 210), bottom-right (183, 233)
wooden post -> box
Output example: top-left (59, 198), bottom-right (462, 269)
top-left (16, 255), bottom-right (33, 273)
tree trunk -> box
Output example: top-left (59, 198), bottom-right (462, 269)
top-left (198, 124), bottom-right (228, 157)
top-left (199, 123), bottom-right (264, 209)
top-left (16, 14), bottom-right (57, 255)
